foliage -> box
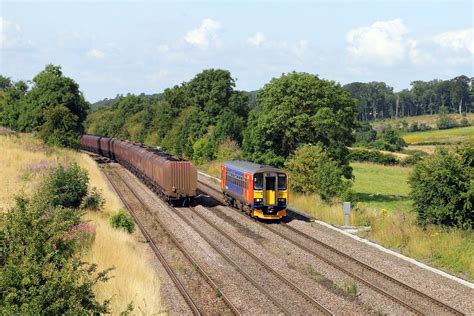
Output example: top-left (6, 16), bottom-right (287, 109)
top-left (409, 144), bottom-right (473, 229)
top-left (42, 162), bottom-right (89, 209)
top-left (38, 105), bottom-right (82, 148)
top-left (354, 122), bottom-right (377, 146)
top-left (82, 187), bottom-right (105, 211)
top-left (348, 148), bottom-right (399, 165)
top-left (1, 162), bottom-right (110, 314)
top-left (408, 121), bottom-right (432, 132)
top-left (110, 209), bottom-right (135, 234)
top-left (244, 72), bottom-right (358, 178)
top-left (285, 144), bottom-right (351, 202)
top-left (343, 75), bottom-right (472, 121)
top-left (459, 113), bottom-right (470, 127)
top-left (436, 105), bottom-right (459, 130)
top-left (372, 128), bottom-right (407, 152)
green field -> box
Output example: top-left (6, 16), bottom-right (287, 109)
top-left (402, 126), bottom-right (474, 145)
top-left (351, 162), bottom-right (412, 212)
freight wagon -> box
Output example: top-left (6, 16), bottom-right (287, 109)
top-left (221, 160), bottom-right (288, 219)
top-left (80, 135), bottom-right (197, 204)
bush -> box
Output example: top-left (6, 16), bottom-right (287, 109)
top-left (409, 144), bottom-right (473, 229)
top-left (372, 128), bottom-right (406, 152)
top-left (354, 122), bottom-right (377, 146)
top-left (286, 144), bottom-right (351, 202)
top-left (192, 135), bottom-right (217, 164)
top-left (436, 106), bottom-right (458, 130)
top-left (42, 162), bottom-right (89, 208)
top-left (400, 152), bottom-right (425, 166)
top-left (82, 187), bottom-right (105, 211)
top-left (38, 105), bottom-right (82, 148)
top-left (110, 209), bottom-right (135, 233)
top-left (459, 114), bottom-right (470, 127)
top-left (348, 148), bottom-right (399, 165)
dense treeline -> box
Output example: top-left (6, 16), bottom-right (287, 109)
top-left (0, 65), bottom-right (90, 148)
top-left (343, 75), bottom-right (474, 121)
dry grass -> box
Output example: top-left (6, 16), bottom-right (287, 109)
top-left (0, 133), bottom-right (163, 314)
top-left (372, 113), bottom-right (474, 129)
top-left (402, 125), bottom-right (474, 144)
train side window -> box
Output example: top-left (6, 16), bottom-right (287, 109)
top-left (253, 173), bottom-right (263, 190)
top-left (278, 173), bottom-right (287, 190)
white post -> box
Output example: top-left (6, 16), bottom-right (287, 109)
top-left (343, 202), bottom-right (351, 226)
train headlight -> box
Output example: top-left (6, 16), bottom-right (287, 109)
top-left (254, 198), bottom-right (263, 205)
top-left (278, 198), bottom-right (286, 204)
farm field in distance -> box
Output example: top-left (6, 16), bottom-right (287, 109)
top-left (402, 125), bottom-right (474, 145)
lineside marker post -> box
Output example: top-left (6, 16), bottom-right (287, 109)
top-left (343, 202), bottom-right (350, 226)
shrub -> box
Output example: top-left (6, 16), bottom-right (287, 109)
top-left (436, 106), bottom-right (458, 130)
top-left (38, 105), bottom-right (82, 149)
top-left (192, 135), bottom-right (217, 165)
top-left (286, 144), bottom-right (351, 202)
top-left (216, 139), bottom-right (242, 161)
top-left (400, 152), bottom-right (425, 166)
top-left (1, 195), bottom-right (109, 314)
top-left (459, 114), bottom-right (470, 127)
top-left (372, 128), bottom-right (407, 152)
top-left (42, 162), bottom-right (89, 208)
top-left (354, 122), bottom-right (377, 146)
top-left (409, 144), bottom-right (473, 229)
top-left (348, 148), bottom-right (399, 165)
top-left (110, 209), bottom-right (135, 233)
top-left (82, 187), bottom-right (105, 211)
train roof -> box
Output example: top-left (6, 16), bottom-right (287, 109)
top-left (223, 160), bottom-right (284, 174)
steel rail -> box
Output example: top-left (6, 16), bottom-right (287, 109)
top-left (102, 166), bottom-right (203, 315)
top-left (113, 166), bottom-right (293, 316)
top-left (197, 178), bottom-right (465, 316)
top-left (106, 166), bottom-right (241, 316)
top-left (183, 205), bottom-right (334, 315)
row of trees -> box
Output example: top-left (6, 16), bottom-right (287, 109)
top-left (343, 76), bottom-right (473, 121)
top-left (0, 65), bottom-right (90, 148)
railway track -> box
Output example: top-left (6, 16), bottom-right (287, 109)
top-left (111, 163), bottom-right (334, 315)
top-left (197, 178), bottom-right (465, 316)
top-left (175, 206), bottom-right (333, 315)
top-left (102, 165), bottom-right (241, 315)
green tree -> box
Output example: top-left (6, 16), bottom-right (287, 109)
top-left (18, 65), bottom-right (90, 132)
top-left (244, 72), bottom-right (358, 177)
top-left (285, 144), bottom-right (351, 202)
top-left (436, 105), bottom-right (457, 129)
top-left (41, 162), bottom-right (89, 209)
top-left (409, 145), bottom-right (473, 229)
top-left (38, 105), bottom-right (82, 148)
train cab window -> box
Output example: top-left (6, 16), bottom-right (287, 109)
top-left (278, 174), bottom-right (287, 190)
top-left (253, 173), bottom-right (263, 190)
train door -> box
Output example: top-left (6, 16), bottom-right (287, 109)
top-left (263, 173), bottom-right (277, 206)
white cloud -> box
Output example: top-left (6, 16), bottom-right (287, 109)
top-left (158, 44), bottom-right (170, 54)
top-left (184, 18), bottom-right (221, 49)
top-left (434, 28), bottom-right (474, 54)
top-left (291, 40), bottom-right (309, 60)
top-left (86, 48), bottom-right (105, 59)
top-left (346, 18), bottom-right (409, 65)
top-left (407, 40), bottom-right (435, 65)
top-left (0, 17), bottom-right (22, 49)
top-left (247, 32), bottom-right (266, 47)
top-left (149, 70), bottom-right (169, 83)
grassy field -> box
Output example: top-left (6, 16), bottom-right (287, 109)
top-left (372, 112), bottom-right (474, 129)
top-left (289, 162), bottom-right (473, 280)
top-left (0, 133), bottom-right (162, 314)
top-left (402, 125), bottom-right (474, 144)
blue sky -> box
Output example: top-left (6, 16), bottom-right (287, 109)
top-left (1, 0), bottom-right (473, 102)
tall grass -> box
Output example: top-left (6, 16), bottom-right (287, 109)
top-left (0, 133), bottom-right (163, 314)
top-left (402, 125), bottom-right (474, 144)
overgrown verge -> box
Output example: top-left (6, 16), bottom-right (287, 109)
top-left (0, 133), bottom-right (162, 314)
top-left (0, 162), bottom-right (111, 314)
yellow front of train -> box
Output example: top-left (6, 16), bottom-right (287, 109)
top-left (252, 172), bottom-right (288, 219)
